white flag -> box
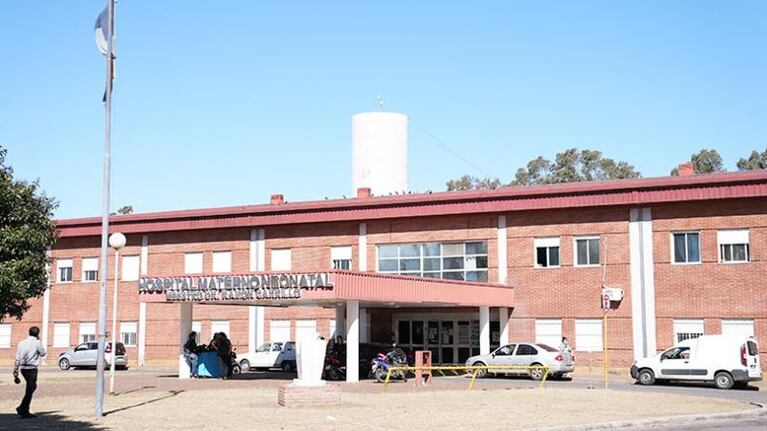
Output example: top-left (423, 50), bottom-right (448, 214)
top-left (94, 6), bottom-right (110, 56)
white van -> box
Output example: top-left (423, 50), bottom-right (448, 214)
top-left (630, 335), bottom-right (762, 389)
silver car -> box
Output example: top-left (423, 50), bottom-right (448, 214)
top-left (465, 342), bottom-right (574, 380)
top-left (58, 341), bottom-right (128, 370)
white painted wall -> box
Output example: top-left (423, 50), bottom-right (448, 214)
top-left (352, 112), bottom-right (408, 196)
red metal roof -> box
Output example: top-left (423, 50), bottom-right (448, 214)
top-left (57, 170), bottom-right (767, 238)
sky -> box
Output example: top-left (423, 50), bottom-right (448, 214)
top-left (1, 1), bottom-right (765, 219)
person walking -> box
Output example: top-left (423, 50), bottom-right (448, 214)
top-left (559, 336), bottom-right (572, 354)
top-left (13, 326), bottom-right (46, 419)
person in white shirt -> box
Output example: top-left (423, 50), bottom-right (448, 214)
top-left (13, 326), bottom-right (46, 419)
top-left (559, 336), bottom-right (572, 354)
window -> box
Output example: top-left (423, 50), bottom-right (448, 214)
top-left (376, 241), bottom-right (488, 282)
top-left (120, 321), bottom-right (138, 347)
top-left (82, 257), bottom-right (99, 282)
top-left (535, 319), bottom-right (562, 348)
top-left (211, 320), bottom-right (230, 337)
top-left (515, 344), bottom-right (538, 356)
top-left (671, 232), bottom-right (700, 264)
top-left (269, 320), bottom-right (290, 342)
top-left (718, 229), bottom-right (750, 263)
top-left (57, 259), bottom-right (73, 283)
top-left (496, 344), bottom-right (516, 356)
top-left (0, 324), bottom-right (11, 348)
top-left (673, 319), bottom-right (704, 343)
top-left (662, 346), bottom-right (690, 361)
top-left (53, 323), bottom-right (71, 347)
top-left (122, 255), bottom-right (140, 281)
top-left (271, 249), bottom-right (291, 271)
top-left (212, 251), bottom-right (232, 273)
top-left (79, 322), bottom-right (96, 343)
top-left (534, 237), bottom-right (560, 268)
top-left (574, 237), bottom-right (600, 266)
top-left (721, 320), bottom-right (755, 338)
top-left (331, 246), bottom-right (352, 270)
top-left (192, 321), bottom-right (202, 344)
top-left (184, 252), bottom-right (203, 274)
top-left (575, 319), bottom-right (603, 352)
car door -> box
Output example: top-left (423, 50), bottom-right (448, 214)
top-left (511, 344), bottom-right (539, 373)
top-left (489, 344), bottom-right (516, 373)
top-left (658, 347), bottom-right (692, 379)
top-left (86, 342), bottom-right (100, 366)
top-left (70, 344), bottom-right (89, 365)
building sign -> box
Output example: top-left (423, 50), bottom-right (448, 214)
top-left (138, 272), bottom-right (334, 302)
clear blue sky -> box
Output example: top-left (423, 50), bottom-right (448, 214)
top-left (2, 1), bottom-right (765, 218)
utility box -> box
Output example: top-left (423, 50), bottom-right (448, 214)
top-left (415, 350), bottom-right (432, 386)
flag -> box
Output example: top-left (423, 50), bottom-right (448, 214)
top-left (94, 6), bottom-right (109, 56)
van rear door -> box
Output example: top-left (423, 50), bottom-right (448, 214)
top-left (744, 340), bottom-right (762, 379)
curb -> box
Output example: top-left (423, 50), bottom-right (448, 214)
top-left (523, 402), bottom-right (766, 431)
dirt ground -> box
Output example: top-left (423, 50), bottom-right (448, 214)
top-left (0, 370), bottom-right (755, 431)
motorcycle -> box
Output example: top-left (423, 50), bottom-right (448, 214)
top-left (323, 352), bottom-right (346, 381)
top-left (370, 347), bottom-right (409, 383)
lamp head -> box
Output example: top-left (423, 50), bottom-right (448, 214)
top-left (109, 232), bottom-right (126, 250)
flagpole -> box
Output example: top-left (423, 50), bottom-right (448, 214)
top-left (95, 0), bottom-right (115, 417)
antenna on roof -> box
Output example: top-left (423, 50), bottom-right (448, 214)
top-left (377, 96), bottom-right (386, 111)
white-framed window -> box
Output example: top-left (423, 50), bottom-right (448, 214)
top-left (331, 246), bottom-right (353, 270)
top-left (575, 319), bottom-right (603, 352)
top-left (376, 241), bottom-right (488, 282)
top-left (184, 252), bottom-right (204, 274)
top-left (534, 237), bottom-right (560, 268)
top-left (79, 322), bottom-right (97, 343)
top-left (269, 320), bottom-right (290, 342)
top-left (0, 324), bottom-right (11, 348)
top-left (212, 251), bottom-right (232, 273)
top-left (53, 322), bottom-right (71, 348)
top-left (721, 319), bottom-right (755, 338)
top-left (120, 321), bottom-right (138, 347)
top-left (673, 319), bottom-right (704, 343)
top-left (717, 229), bottom-right (750, 263)
top-left (535, 319), bottom-right (562, 348)
top-left (121, 255), bottom-right (140, 281)
top-left (211, 320), bottom-right (230, 337)
top-left (671, 232), bottom-right (701, 264)
top-left (81, 257), bottom-right (99, 282)
top-left (271, 249), bottom-right (292, 271)
top-left (574, 236), bottom-right (600, 267)
top-left (57, 258), bottom-right (73, 283)
top-left (192, 321), bottom-right (202, 344)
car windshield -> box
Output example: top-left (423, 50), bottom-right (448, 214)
top-left (537, 344), bottom-right (559, 352)
top-left (256, 343), bottom-right (272, 352)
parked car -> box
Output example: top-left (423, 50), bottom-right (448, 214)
top-left (238, 341), bottom-right (296, 372)
top-left (58, 342), bottom-right (128, 370)
top-left (465, 342), bottom-right (574, 380)
top-left (631, 335), bottom-right (762, 389)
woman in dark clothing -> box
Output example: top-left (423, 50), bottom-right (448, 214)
top-left (183, 331), bottom-right (199, 378)
top-left (216, 333), bottom-right (233, 379)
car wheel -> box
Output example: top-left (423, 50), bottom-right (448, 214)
top-left (239, 359), bottom-right (250, 371)
top-left (714, 371), bottom-right (734, 390)
top-left (636, 369), bottom-right (655, 385)
top-left (529, 363), bottom-right (545, 381)
top-left (281, 361), bottom-right (294, 373)
top-left (472, 362), bottom-right (487, 378)
top-left (232, 364), bottom-right (241, 375)
top-left (58, 358), bottom-right (71, 371)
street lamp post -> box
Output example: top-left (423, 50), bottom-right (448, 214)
top-left (108, 232), bottom-right (126, 395)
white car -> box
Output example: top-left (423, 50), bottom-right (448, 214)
top-left (631, 335), bottom-right (762, 389)
top-left (465, 342), bottom-right (575, 380)
top-left (238, 341), bottom-right (296, 372)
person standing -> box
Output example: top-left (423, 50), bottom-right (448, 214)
top-left (13, 326), bottom-right (46, 419)
top-left (183, 331), bottom-right (199, 378)
top-left (559, 336), bottom-right (572, 354)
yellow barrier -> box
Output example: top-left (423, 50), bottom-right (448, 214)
top-left (383, 364), bottom-right (551, 390)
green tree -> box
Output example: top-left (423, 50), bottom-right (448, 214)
top-left (114, 205), bottom-right (133, 215)
top-left (737, 149), bottom-right (767, 171)
top-left (671, 149), bottom-right (725, 175)
top-left (0, 146), bottom-right (58, 320)
top-left (447, 149), bottom-right (641, 190)
top-left (446, 175), bottom-right (501, 191)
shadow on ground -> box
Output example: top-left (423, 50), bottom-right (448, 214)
top-left (104, 390), bottom-right (184, 415)
top-left (0, 411), bottom-right (105, 431)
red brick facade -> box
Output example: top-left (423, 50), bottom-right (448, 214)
top-left (2, 174), bottom-right (766, 371)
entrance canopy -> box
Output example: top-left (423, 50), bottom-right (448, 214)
top-left (138, 270), bottom-right (514, 308)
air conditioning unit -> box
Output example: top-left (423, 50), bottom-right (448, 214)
top-left (602, 287), bottom-right (624, 301)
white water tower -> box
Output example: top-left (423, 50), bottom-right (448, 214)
top-left (352, 111), bottom-right (408, 196)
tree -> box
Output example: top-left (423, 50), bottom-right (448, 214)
top-left (446, 149), bottom-right (641, 190)
top-left (671, 149), bottom-right (725, 175)
top-left (737, 149), bottom-right (767, 171)
top-left (116, 205), bottom-right (133, 215)
top-left (0, 146), bottom-right (58, 321)
top-left (446, 175), bottom-right (501, 191)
